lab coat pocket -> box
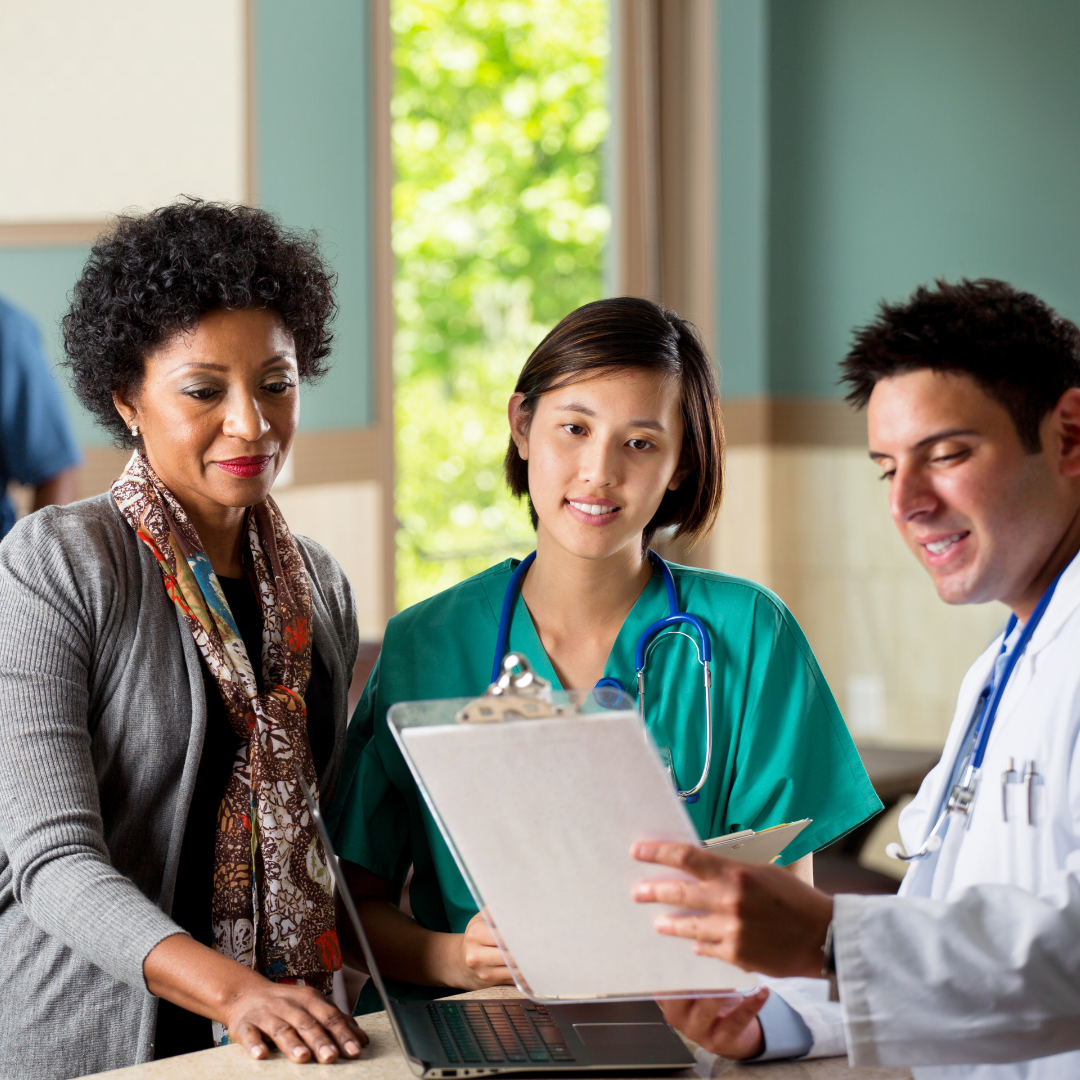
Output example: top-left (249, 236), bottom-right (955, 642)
top-left (1002, 770), bottom-right (1045, 889)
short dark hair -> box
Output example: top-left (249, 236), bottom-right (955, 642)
top-left (841, 278), bottom-right (1080, 452)
top-left (504, 297), bottom-right (723, 549)
top-left (62, 198), bottom-right (336, 447)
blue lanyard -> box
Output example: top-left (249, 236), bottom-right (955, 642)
top-left (967, 567), bottom-right (1065, 774)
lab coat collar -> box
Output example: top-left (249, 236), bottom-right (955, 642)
top-left (1022, 544), bottom-right (1080, 658)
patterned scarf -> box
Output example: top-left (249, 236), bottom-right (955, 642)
top-left (112, 451), bottom-right (340, 1018)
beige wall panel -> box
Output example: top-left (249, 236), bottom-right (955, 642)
top-left (0, 0), bottom-right (246, 222)
top-left (710, 446), bottom-right (774, 589)
top-left (271, 481), bottom-right (384, 641)
top-left (708, 446), bottom-right (1006, 749)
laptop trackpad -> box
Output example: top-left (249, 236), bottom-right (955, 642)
top-left (573, 1023), bottom-right (681, 1066)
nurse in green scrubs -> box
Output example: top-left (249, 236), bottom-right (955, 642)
top-left (327, 297), bottom-right (881, 1013)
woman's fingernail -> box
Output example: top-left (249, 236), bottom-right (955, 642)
top-left (655, 916), bottom-right (673, 932)
top-left (346, 1040), bottom-right (361, 1055)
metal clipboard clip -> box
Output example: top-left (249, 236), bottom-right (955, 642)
top-left (455, 652), bottom-right (577, 723)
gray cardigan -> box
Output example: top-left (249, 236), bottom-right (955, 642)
top-left (0, 495), bottom-right (359, 1080)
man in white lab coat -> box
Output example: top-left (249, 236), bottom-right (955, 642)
top-left (632, 278), bottom-right (1080, 1078)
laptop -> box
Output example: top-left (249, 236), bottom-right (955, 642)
top-left (296, 770), bottom-right (696, 1077)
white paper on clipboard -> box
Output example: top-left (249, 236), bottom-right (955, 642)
top-left (391, 701), bottom-right (758, 1002)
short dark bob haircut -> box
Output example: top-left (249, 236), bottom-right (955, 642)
top-left (841, 278), bottom-right (1080, 453)
top-left (62, 198), bottom-right (336, 447)
top-left (504, 297), bottom-right (723, 550)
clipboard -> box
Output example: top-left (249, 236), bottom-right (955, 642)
top-left (388, 654), bottom-right (759, 1003)
top-left (704, 819), bottom-right (811, 863)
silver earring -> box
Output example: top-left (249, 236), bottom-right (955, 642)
top-left (130, 424), bottom-right (139, 437)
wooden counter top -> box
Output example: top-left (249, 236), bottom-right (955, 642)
top-left (89, 989), bottom-right (910, 1080)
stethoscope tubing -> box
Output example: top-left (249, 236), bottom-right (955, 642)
top-left (492, 550), bottom-right (537, 685)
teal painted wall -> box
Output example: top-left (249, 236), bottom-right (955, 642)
top-left (718, 0), bottom-right (769, 399)
top-left (256, 0), bottom-right (375, 429)
top-left (0, 247), bottom-right (98, 445)
top-left (720, 0), bottom-right (1080, 400)
top-left (0, 0), bottom-right (374, 449)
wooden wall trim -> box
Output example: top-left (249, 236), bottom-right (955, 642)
top-left (76, 447), bottom-right (133, 500)
top-left (371, 0), bottom-right (396, 624)
top-left (76, 428), bottom-right (385, 499)
top-left (610, 0), bottom-right (716, 349)
top-left (244, 0), bottom-right (257, 206)
top-left (0, 222), bottom-right (108, 248)
top-left (657, 0), bottom-right (716, 349)
top-left (611, 0), bottom-right (662, 302)
top-left (290, 429), bottom-right (383, 486)
top-left (721, 397), bottom-right (867, 447)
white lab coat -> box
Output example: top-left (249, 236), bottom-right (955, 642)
top-left (770, 550), bottom-right (1080, 1076)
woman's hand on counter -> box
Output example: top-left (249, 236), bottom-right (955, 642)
top-left (657, 990), bottom-right (768, 1059)
top-left (220, 975), bottom-right (368, 1063)
top-left (144, 933), bottom-right (368, 1063)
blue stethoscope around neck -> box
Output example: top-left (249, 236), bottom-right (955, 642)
top-left (888, 565), bottom-right (1065, 862)
top-left (492, 549), bottom-right (714, 802)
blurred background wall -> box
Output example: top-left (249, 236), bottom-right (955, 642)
top-left (2, 0), bottom-right (1079, 755)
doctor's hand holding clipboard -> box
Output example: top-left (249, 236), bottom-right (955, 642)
top-left (631, 842), bottom-right (833, 979)
top-left (631, 841), bottom-right (833, 1061)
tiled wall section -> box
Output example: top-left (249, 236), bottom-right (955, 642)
top-left (708, 446), bottom-right (1007, 750)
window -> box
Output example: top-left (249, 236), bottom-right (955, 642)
top-left (391, 0), bottom-right (610, 608)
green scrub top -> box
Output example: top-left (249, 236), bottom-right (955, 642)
top-left (327, 559), bottom-right (881, 1012)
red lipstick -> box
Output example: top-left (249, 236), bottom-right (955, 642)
top-left (215, 456), bottom-right (271, 479)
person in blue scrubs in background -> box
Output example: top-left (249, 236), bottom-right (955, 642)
top-left (329, 297), bottom-right (881, 1016)
top-left (0, 295), bottom-right (80, 533)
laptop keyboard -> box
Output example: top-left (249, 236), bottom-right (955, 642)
top-left (427, 1000), bottom-right (576, 1065)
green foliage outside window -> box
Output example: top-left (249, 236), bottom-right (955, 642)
top-left (391, 0), bottom-right (610, 611)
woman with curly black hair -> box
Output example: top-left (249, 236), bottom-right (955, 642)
top-left (0, 201), bottom-right (368, 1077)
